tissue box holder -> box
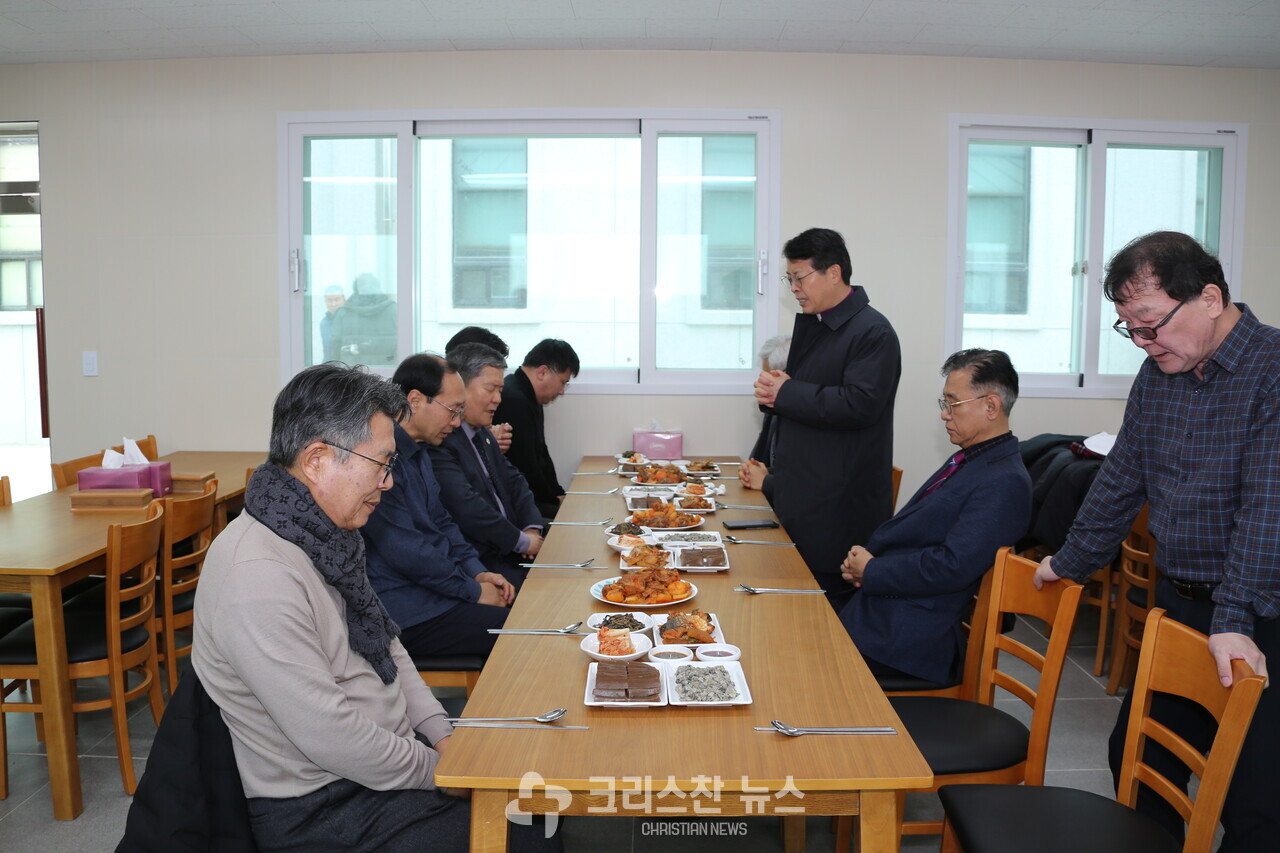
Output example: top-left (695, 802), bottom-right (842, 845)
top-left (633, 430), bottom-right (683, 460)
top-left (77, 462), bottom-right (172, 496)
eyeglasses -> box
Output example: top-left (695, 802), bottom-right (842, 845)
top-left (321, 440), bottom-right (399, 485)
top-left (937, 396), bottom-right (985, 414)
top-left (1112, 300), bottom-right (1188, 340)
top-left (780, 268), bottom-right (820, 288)
top-left (428, 397), bottom-right (465, 421)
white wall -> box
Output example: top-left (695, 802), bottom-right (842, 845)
top-left (2, 51), bottom-right (1278, 492)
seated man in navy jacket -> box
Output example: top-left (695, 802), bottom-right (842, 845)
top-left (361, 353), bottom-right (517, 657)
top-left (839, 349), bottom-right (1031, 686)
top-left (427, 343), bottom-right (546, 574)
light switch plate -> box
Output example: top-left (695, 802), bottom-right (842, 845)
top-left (82, 350), bottom-right (99, 376)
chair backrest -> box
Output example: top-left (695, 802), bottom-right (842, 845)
top-left (1118, 610), bottom-right (1265, 853)
top-left (110, 434), bottom-right (159, 461)
top-left (1119, 537), bottom-right (1158, 611)
top-left (160, 479), bottom-right (219, 603)
top-left (51, 450), bottom-right (106, 489)
top-left (976, 546), bottom-right (1084, 784)
top-left (0, 475), bottom-right (10, 507)
top-left (105, 502), bottom-right (166, 659)
top-left (891, 465), bottom-right (904, 509)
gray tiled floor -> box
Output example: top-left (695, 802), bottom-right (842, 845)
top-left (0, 609), bottom-right (1124, 852)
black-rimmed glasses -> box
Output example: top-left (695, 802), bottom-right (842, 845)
top-left (1112, 300), bottom-right (1188, 340)
top-left (321, 440), bottom-right (398, 484)
top-left (780, 268), bottom-right (820, 288)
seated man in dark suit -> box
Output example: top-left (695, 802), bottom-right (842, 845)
top-left (838, 349), bottom-right (1031, 686)
top-left (426, 343), bottom-right (546, 573)
top-left (361, 353), bottom-right (517, 658)
top-left (494, 339), bottom-right (580, 521)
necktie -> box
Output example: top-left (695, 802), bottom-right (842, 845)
top-left (922, 450), bottom-right (966, 498)
top-left (471, 429), bottom-right (508, 518)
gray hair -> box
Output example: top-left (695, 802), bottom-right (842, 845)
top-left (448, 342), bottom-right (507, 385)
top-left (941, 349), bottom-right (1019, 416)
top-left (268, 363), bottom-right (409, 467)
top-left (758, 335), bottom-right (791, 371)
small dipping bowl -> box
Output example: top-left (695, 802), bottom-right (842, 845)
top-left (648, 644), bottom-right (695, 664)
top-left (695, 643), bottom-right (741, 662)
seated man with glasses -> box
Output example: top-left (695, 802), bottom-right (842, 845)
top-left (361, 353), bottom-right (519, 659)
top-left (428, 343), bottom-right (547, 575)
top-left (837, 349), bottom-right (1032, 687)
top-left (191, 364), bottom-right (555, 852)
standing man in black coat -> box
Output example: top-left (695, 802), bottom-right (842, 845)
top-left (753, 228), bottom-right (901, 609)
top-left (494, 339), bottom-right (580, 521)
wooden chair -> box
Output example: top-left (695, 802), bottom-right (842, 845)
top-left (110, 434), bottom-right (159, 461)
top-left (834, 547), bottom-right (1083, 847)
top-left (938, 610), bottom-right (1265, 853)
top-left (156, 480), bottom-right (218, 694)
top-left (0, 475), bottom-right (10, 506)
top-left (1107, 507), bottom-right (1157, 695)
top-left (0, 502), bottom-right (167, 796)
top-left (50, 450), bottom-right (106, 489)
top-left (891, 465), bottom-right (903, 510)
top-left (414, 655), bottom-right (483, 697)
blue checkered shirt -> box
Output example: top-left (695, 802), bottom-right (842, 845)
top-left (1051, 303), bottom-right (1280, 637)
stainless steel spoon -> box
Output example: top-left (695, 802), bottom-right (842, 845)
top-left (519, 558), bottom-right (595, 568)
top-left (734, 583), bottom-right (825, 595)
top-left (572, 467), bottom-right (620, 475)
top-left (446, 708), bottom-right (569, 724)
top-left (765, 720), bottom-right (897, 736)
top-left (487, 621), bottom-right (587, 635)
top-left (717, 504), bottom-right (774, 510)
top-left (548, 517), bottom-right (614, 526)
top-left (564, 488), bottom-right (620, 495)
top-left (724, 536), bottom-right (796, 546)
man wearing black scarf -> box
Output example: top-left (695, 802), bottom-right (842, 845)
top-left (192, 364), bottom-right (557, 852)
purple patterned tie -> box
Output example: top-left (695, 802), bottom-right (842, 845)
top-left (922, 450), bottom-right (966, 498)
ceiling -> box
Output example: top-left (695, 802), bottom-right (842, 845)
top-left (2, 0), bottom-right (1279, 68)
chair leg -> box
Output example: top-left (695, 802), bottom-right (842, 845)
top-left (1093, 569), bottom-right (1114, 676)
top-left (1106, 620), bottom-right (1130, 695)
top-left (109, 669), bottom-right (138, 794)
top-left (0, 706), bottom-right (8, 799)
top-left (161, 623), bottom-right (181, 698)
top-left (940, 815), bottom-right (963, 853)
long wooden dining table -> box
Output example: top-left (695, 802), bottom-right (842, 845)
top-left (435, 456), bottom-right (931, 853)
top-left (0, 450), bottom-right (265, 819)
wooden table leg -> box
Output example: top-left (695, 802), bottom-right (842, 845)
top-left (29, 576), bottom-right (83, 820)
top-left (855, 790), bottom-right (902, 853)
top-left (782, 814), bottom-right (807, 853)
top-left (470, 790), bottom-right (510, 853)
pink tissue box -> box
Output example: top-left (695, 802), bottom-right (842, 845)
top-left (77, 462), bottom-right (172, 496)
top-left (633, 430), bottom-right (683, 460)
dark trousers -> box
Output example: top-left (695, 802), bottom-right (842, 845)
top-left (400, 600), bottom-right (510, 657)
top-left (1107, 578), bottom-right (1279, 853)
top-left (248, 777), bottom-right (560, 853)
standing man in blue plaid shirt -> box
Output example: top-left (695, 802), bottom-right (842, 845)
top-left (1034, 231), bottom-right (1277, 853)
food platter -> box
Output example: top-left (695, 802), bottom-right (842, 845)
top-left (674, 482), bottom-right (726, 497)
top-left (625, 513), bottom-right (704, 531)
top-left (663, 660), bottom-right (752, 707)
top-left (671, 545), bottom-right (730, 572)
top-left (584, 661), bottom-right (667, 708)
top-left (673, 496), bottom-right (716, 514)
top-left (654, 611), bottom-right (725, 645)
top-left (586, 611), bottom-right (655, 633)
top-left (650, 531), bottom-right (723, 547)
top-left (606, 533), bottom-right (657, 553)
top-left (590, 577), bottom-right (698, 608)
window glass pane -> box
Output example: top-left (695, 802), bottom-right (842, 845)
top-left (1098, 145), bottom-right (1223, 375)
top-left (963, 141), bottom-right (1083, 374)
top-left (0, 130), bottom-right (41, 311)
top-left (655, 133), bottom-right (756, 371)
top-left (303, 136), bottom-right (398, 367)
top-left (418, 135), bottom-right (640, 367)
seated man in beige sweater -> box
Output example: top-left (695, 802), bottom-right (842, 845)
top-left (192, 363), bottom-right (556, 853)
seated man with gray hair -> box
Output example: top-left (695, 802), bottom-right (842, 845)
top-left (192, 363), bottom-right (553, 852)
top-left (838, 349), bottom-right (1032, 687)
